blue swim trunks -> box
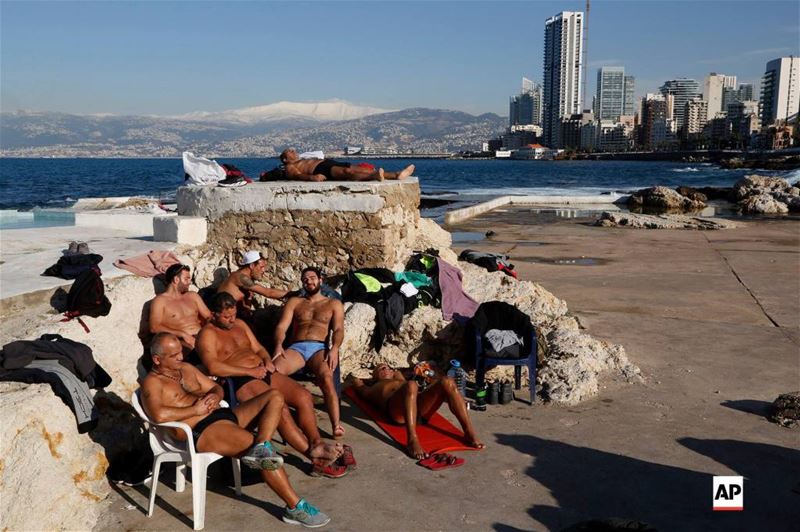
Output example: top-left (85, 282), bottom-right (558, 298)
top-left (288, 341), bottom-right (326, 361)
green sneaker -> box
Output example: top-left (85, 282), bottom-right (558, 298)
top-left (282, 498), bottom-right (331, 528)
top-left (241, 441), bottom-right (283, 471)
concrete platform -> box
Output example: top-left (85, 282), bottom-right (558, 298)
top-left (0, 226), bottom-right (176, 301)
top-left (177, 178), bottom-right (419, 220)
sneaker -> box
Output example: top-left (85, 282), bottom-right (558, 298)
top-left (218, 176), bottom-right (247, 188)
top-left (66, 241), bottom-right (79, 255)
top-left (339, 444), bottom-right (357, 470)
top-left (241, 441), bottom-right (284, 471)
top-left (282, 498), bottom-right (330, 528)
top-left (310, 460), bottom-right (348, 479)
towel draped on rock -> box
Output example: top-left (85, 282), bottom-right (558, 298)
top-left (114, 250), bottom-right (180, 277)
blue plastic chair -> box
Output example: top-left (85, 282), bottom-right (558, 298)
top-left (474, 330), bottom-right (537, 405)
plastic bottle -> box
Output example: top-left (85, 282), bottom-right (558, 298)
top-left (446, 359), bottom-right (467, 397)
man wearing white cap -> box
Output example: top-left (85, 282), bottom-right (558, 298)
top-left (218, 250), bottom-right (288, 320)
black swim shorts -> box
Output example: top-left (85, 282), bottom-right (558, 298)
top-left (313, 159), bottom-right (350, 179)
top-left (223, 374), bottom-right (271, 404)
top-left (192, 408), bottom-right (238, 446)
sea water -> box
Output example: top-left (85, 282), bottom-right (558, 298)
top-left (0, 157), bottom-right (797, 229)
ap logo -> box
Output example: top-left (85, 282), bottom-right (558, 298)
top-left (713, 476), bottom-right (744, 511)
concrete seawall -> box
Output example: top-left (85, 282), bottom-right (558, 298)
top-left (443, 194), bottom-right (629, 225)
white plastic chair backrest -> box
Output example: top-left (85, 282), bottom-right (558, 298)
top-left (131, 389), bottom-right (193, 456)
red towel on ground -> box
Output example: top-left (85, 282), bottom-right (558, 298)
top-left (344, 387), bottom-right (479, 455)
top-left (114, 250), bottom-right (180, 277)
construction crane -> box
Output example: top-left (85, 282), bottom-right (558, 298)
top-left (582, 0), bottom-right (590, 112)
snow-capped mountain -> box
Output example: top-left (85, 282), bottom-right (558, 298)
top-left (175, 100), bottom-right (395, 125)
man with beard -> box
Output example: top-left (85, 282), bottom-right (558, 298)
top-left (149, 264), bottom-right (211, 354)
top-left (272, 267), bottom-right (345, 439)
top-left (217, 251), bottom-right (288, 321)
top-left (141, 332), bottom-right (331, 528)
top-left (197, 292), bottom-right (353, 478)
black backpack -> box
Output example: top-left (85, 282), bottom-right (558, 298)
top-left (62, 268), bottom-right (112, 332)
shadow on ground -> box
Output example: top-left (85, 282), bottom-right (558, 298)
top-left (493, 434), bottom-right (799, 531)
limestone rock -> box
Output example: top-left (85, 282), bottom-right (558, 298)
top-left (628, 186), bottom-right (705, 213)
top-left (733, 174), bottom-right (790, 200)
top-left (0, 383), bottom-right (110, 530)
top-left (769, 391), bottom-right (799, 428)
top-left (410, 217), bottom-right (458, 265)
top-left (595, 211), bottom-right (738, 230)
top-left (739, 193), bottom-right (789, 214)
top-left (674, 186), bottom-right (708, 203)
top-left (538, 328), bottom-right (641, 405)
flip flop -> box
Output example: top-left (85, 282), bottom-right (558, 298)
top-left (418, 453), bottom-right (464, 471)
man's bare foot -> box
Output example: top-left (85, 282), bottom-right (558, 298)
top-left (465, 432), bottom-right (485, 450)
top-left (333, 425), bottom-right (345, 439)
top-left (373, 168), bottom-right (385, 181)
top-left (397, 164), bottom-right (415, 180)
top-left (407, 438), bottom-right (428, 460)
top-left (308, 441), bottom-right (343, 466)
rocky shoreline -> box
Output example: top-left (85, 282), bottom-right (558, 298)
top-left (0, 211), bottom-right (640, 530)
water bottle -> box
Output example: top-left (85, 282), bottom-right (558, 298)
top-left (446, 359), bottom-right (467, 398)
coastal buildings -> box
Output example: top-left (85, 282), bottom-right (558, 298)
top-left (596, 67), bottom-right (625, 121)
top-left (759, 56), bottom-right (800, 125)
top-left (659, 78), bottom-right (701, 132)
top-left (640, 93), bottom-right (675, 150)
top-left (543, 11), bottom-right (584, 148)
top-left (703, 73), bottom-right (737, 118)
top-left (684, 98), bottom-right (708, 136)
top-left (624, 75), bottom-right (636, 117)
top-left (509, 77), bottom-right (543, 127)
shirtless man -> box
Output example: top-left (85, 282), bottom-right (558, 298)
top-left (197, 292), bottom-right (353, 478)
top-left (279, 148), bottom-right (415, 182)
top-left (217, 251), bottom-right (288, 320)
top-left (346, 364), bottom-right (484, 460)
top-left (149, 264), bottom-right (210, 353)
top-left (141, 333), bottom-right (330, 528)
top-left (273, 267), bottom-right (345, 438)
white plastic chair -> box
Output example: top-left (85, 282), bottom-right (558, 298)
top-left (131, 389), bottom-right (242, 530)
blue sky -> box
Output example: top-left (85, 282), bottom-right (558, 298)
top-left (1, 0), bottom-right (798, 116)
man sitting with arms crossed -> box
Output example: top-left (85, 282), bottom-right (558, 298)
top-left (149, 264), bottom-right (210, 357)
top-left (280, 148), bottom-right (415, 182)
top-left (272, 267), bottom-right (345, 439)
top-left (217, 250), bottom-right (289, 322)
top-left (346, 364), bottom-right (484, 460)
top-left (141, 332), bottom-right (330, 528)
top-left (197, 292), bottom-right (353, 478)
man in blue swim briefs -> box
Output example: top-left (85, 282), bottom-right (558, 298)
top-left (279, 148), bottom-right (415, 182)
top-left (273, 267), bottom-right (346, 439)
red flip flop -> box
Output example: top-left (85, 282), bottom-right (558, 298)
top-left (418, 453), bottom-right (464, 470)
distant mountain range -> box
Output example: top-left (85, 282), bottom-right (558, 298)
top-left (0, 101), bottom-right (506, 157)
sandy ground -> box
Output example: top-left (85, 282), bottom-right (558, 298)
top-left (99, 209), bottom-right (799, 532)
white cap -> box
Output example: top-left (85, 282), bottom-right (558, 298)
top-left (240, 250), bottom-right (262, 266)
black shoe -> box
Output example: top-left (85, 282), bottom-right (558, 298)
top-left (218, 176), bottom-right (247, 188)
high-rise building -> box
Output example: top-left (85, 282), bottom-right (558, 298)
top-left (738, 83), bottom-right (755, 101)
top-left (759, 56), bottom-right (800, 125)
top-left (543, 11), bottom-right (584, 147)
top-left (703, 73), bottom-right (737, 118)
top-left (596, 67), bottom-right (625, 121)
top-left (509, 78), bottom-right (542, 127)
top-left (624, 76), bottom-right (636, 117)
top-left (684, 98), bottom-right (708, 136)
top-left (660, 78), bottom-right (701, 130)
top-left (640, 93), bottom-right (676, 150)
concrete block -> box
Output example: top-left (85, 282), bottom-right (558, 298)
top-left (75, 211), bottom-right (156, 236)
top-left (153, 215), bottom-right (207, 245)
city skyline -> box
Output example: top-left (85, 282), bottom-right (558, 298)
top-left (1, 1), bottom-right (798, 117)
